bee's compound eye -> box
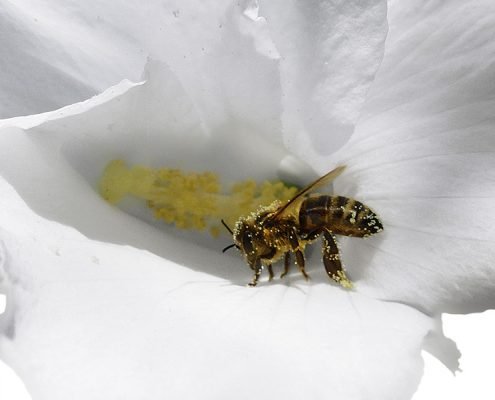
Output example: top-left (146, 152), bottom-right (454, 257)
top-left (242, 231), bottom-right (254, 255)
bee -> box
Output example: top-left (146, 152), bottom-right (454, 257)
top-left (222, 166), bottom-right (383, 287)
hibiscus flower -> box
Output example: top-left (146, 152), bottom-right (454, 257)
top-left (0, 1), bottom-right (494, 399)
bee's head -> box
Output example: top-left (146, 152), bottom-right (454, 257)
top-left (222, 211), bottom-right (275, 271)
top-left (220, 218), bottom-right (259, 264)
top-left (232, 219), bottom-right (263, 269)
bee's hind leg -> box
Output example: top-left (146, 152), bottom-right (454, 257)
top-left (322, 229), bottom-right (352, 289)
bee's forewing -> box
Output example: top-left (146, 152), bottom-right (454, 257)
top-left (270, 165), bottom-right (346, 220)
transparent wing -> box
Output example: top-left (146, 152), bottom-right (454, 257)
top-left (269, 165), bottom-right (346, 220)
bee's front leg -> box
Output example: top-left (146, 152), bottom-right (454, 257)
top-left (248, 259), bottom-right (262, 287)
top-left (248, 267), bottom-right (261, 286)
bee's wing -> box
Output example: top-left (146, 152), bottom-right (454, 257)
top-left (269, 165), bottom-right (346, 220)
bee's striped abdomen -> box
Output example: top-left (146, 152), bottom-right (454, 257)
top-left (299, 195), bottom-right (383, 238)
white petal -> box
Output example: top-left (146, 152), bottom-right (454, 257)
top-left (2, 0), bottom-right (388, 158)
top-left (1, 0), bottom-right (283, 134)
top-left (258, 0), bottom-right (388, 161)
top-left (0, 177), bottom-right (433, 400)
top-left (329, 0), bottom-right (495, 314)
top-left (0, 0), bottom-right (144, 117)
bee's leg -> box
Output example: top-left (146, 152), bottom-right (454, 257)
top-left (280, 252), bottom-right (291, 278)
top-left (248, 259), bottom-right (262, 287)
top-left (288, 230), bottom-right (309, 280)
top-left (248, 267), bottom-right (261, 286)
top-left (295, 250), bottom-right (310, 281)
top-left (267, 264), bottom-right (274, 281)
top-left (322, 229), bottom-right (352, 289)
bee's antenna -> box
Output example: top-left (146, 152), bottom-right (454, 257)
top-left (221, 219), bottom-right (234, 235)
top-left (222, 243), bottom-right (239, 253)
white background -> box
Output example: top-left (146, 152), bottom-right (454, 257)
top-left (1, 294), bottom-right (494, 399)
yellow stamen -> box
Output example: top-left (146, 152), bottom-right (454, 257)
top-left (99, 160), bottom-right (298, 237)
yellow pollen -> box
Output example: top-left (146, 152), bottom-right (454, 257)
top-left (334, 270), bottom-right (353, 289)
top-left (99, 160), bottom-right (298, 237)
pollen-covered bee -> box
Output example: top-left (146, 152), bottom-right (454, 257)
top-left (222, 166), bottom-right (383, 287)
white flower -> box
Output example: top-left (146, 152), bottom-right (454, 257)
top-left (1, 1), bottom-right (494, 399)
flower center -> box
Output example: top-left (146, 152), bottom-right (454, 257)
top-left (99, 159), bottom-right (299, 237)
